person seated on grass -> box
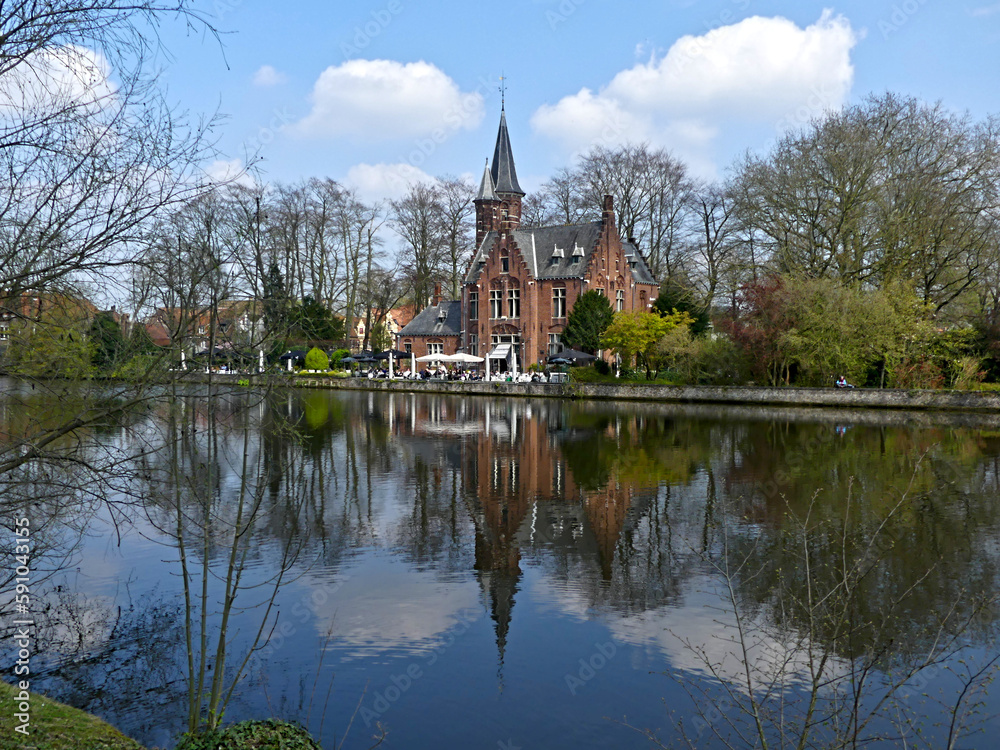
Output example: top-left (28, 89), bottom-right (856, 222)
top-left (835, 375), bottom-right (855, 389)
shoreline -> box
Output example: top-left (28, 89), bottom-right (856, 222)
top-left (171, 372), bottom-right (1000, 414)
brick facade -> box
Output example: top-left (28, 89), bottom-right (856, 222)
top-left (398, 109), bottom-right (659, 368)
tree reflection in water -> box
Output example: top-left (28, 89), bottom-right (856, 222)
top-left (5, 387), bottom-right (1000, 749)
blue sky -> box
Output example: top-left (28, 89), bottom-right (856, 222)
top-left (150, 0), bottom-right (1000, 199)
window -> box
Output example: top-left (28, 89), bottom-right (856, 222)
top-left (198, 325), bottom-right (206, 335)
top-left (553, 288), bottom-right (566, 318)
top-left (617, 289), bottom-right (625, 311)
top-left (548, 333), bottom-right (561, 355)
top-left (428, 342), bottom-right (443, 356)
top-left (490, 289), bottom-right (503, 318)
top-left (508, 288), bottom-right (520, 318)
top-left (469, 334), bottom-right (478, 355)
top-left (501, 257), bottom-right (509, 273)
top-left (469, 291), bottom-right (478, 320)
top-left (404, 341), bottom-right (412, 353)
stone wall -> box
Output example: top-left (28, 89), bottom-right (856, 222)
top-left (270, 376), bottom-right (1000, 413)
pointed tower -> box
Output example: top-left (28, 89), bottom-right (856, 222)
top-left (474, 159), bottom-right (499, 248)
top-left (474, 108), bottom-right (524, 245)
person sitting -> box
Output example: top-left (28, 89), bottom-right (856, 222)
top-left (835, 375), bottom-right (855, 389)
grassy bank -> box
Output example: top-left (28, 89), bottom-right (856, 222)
top-left (0, 682), bottom-right (324, 750)
top-left (0, 680), bottom-right (144, 749)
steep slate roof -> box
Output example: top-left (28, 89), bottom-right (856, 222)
top-left (490, 109), bottom-right (524, 196)
top-left (476, 162), bottom-right (497, 201)
top-left (464, 222), bottom-right (658, 286)
top-left (397, 300), bottom-right (462, 337)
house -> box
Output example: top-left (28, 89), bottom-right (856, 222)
top-left (397, 108), bottom-right (658, 370)
top-left (147, 299), bottom-right (264, 354)
top-left (0, 290), bottom-right (99, 354)
top-left (351, 306), bottom-right (416, 350)
top-left (397, 286), bottom-right (462, 356)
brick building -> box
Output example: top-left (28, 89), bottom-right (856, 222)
top-left (398, 108), bottom-right (658, 370)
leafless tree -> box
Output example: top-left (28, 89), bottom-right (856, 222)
top-left (437, 176), bottom-right (475, 299)
top-left (390, 182), bottom-right (446, 313)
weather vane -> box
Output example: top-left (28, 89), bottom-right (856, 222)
top-left (499, 73), bottom-right (506, 110)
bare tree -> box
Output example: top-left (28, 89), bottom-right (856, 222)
top-left (437, 176), bottom-right (475, 299)
top-left (390, 182), bottom-right (446, 313)
top-left (0, 0), bottom-right (222, 479)
top-left (576, 144), bottom-right (696, 279)
top-left (728, 93), bottom-right (1000, 317)
top-left (687, 181), bottom-right (737, 311)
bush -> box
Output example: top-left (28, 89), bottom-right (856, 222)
top-left (175, 719), bottom-right (322, 750)
top-left (570, 365), bottom-right (615, 383)
top-left (891, 358), bottom-right (945, 389)
top-left (304, 347), bottom-right (329, 371)
top-left (329, 348), bottom-right (350, 368)
top-left (593, 358), bottom-right (610, 375)
top-left (112, 353), bottom-right (166, 380)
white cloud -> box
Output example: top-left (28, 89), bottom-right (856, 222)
top-left (203, 158), bottom-right (256, 188)
top-left (532, 11), bottom-right (857, 170)
top-left (252, 64), bottom-right (286, 87)
top-left (345, 161), bottom-right (436, 202)
top-left (971, 3), bottom-right (1000, 17)
top-left (301, 560), bottom-right (482, 660)
top-left (0, 45), bottom-right (116, 118)
top-left (292, 59), bottom-right (484, 140)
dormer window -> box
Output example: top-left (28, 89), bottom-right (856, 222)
top-left (501, 257), bottom-right (509, 273)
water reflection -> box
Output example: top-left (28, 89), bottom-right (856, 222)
top-left (5, 385), bottom-right (1000, 748)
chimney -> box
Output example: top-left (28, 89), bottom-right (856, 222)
top-left (432, 282), bottom-right (441, 307)
top-left (602, 194), bottom-right (614, 217)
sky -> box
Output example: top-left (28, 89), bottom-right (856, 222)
top-left (145, 0), bottom-right (1000, 201)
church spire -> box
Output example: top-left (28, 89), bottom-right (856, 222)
top-left (490, 109), bottom-right (524, 197)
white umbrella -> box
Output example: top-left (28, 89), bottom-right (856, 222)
top-left (450, 352), bottom-right (484, 363)
top-left (416, 353), bottom-right (458, 362)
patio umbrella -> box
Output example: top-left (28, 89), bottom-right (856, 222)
top-left (450, 352), bottom-right (484, 363)
top-left (340, 356), bottom-right (357, 364)
top-left (548, 357), bottom-right (572, 365)
top-left (374, 349), bottom-right (409, 360)
top-left (550, 349), bottom-right (596, 363)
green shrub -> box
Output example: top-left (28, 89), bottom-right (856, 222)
top-left (593, 359), bottom-right (611, 375)
top-left (112, 353), bottom-right (166, 380)
top-left (329, 348), bottom-right (350, 368)
top-left (304, 347), bottom-right (329, 371)
top-left (175, 719), bottom-right (322, 750)
top-left (570, 365), bottom-right (614, 383)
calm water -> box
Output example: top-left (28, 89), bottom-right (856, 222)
top-left (4, 382), bottom-right (1000, 748)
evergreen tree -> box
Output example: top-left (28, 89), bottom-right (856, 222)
top-left (562, 290), bottom-right (614, 354)
top-left (262, 260), bottom-right (288, 336)
top-left (89, 312), bottom-right (126, 372)
top-left (653, 279), bottom-right (711, 336)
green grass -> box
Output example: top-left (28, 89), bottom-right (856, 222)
top-left (0, 680), bottom-right (145, 750)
